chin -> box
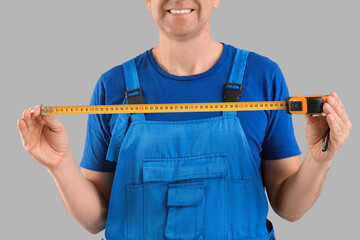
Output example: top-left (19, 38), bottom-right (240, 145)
top-left (164, 27), bottom-right (203, 41)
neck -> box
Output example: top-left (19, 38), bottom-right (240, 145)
top-left (152, 24), bottom-right (223, 76)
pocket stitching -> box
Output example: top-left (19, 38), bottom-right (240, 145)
top-left (167, 182), bottom-right (205, 206)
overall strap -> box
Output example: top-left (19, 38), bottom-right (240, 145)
top-left (123, 59), bottom-right (145, 122)
top-left (223, 48), bottom-right (249, 117)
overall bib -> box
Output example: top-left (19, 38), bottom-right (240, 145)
top-left (104, 49), bottom-right (276, 240)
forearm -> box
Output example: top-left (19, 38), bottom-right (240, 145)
top-left (274, 152), bottom-right (331, 222)
top-left (48, 152), bottom-right (107, 234)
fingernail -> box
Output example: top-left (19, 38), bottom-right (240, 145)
top-left (30, 109), bottom-right (35, 113)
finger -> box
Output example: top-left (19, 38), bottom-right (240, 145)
top-left (18, 118), bottom-right (29, 146)
top-left (23, 106), bottom-right (43, 131)
top-left (331, 92), bottom-right (352, 131)
top-left (30, 105), bottom-right (42, 119)
top-left (305, 113), bottom-right (329, 143)
top-left (32, 106), bottom-right (46, 126)
top-left (304, 112), bottom-right (323, 126)
top-left (333, 92), bottom-right (351, 129)
top-left (327, 113), bottom-right (342, 135)
top-left (331, 92), bottom-right (345, 110)
top-left (327, 93), bottom-right (349, 123)
top-left (22, 109), bottom-right (35, 131)
top-left (42, 115), bottom-right (65, 131)
top-left (323, 102), bottom-right (347, 134)
top-left (324, 97), bottom-right (350, 132)
top-left (35, 116), bottom-right (47, 129)
top-left (293, 93), bottom-right (304, 98)
top-left (326, 113), bottom-right (344, 151)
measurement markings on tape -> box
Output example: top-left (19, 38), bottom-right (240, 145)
top-left (41, 101), bottom-right (287, 115)
top-left (41, 95), bottom-right (328, 115)
top-left (40, 94), bottom-right (330, 151)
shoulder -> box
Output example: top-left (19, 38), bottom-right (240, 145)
top-left (226, 44), bottom-right (282, 80)
top-left (225, 44), bottom-right (288, 101)
top-left (247, 51), bottom-right (285, 91)
top-left (246, 50), bottom-right (282, 80)
top-left (95, 50), bottom-right (149, 104)
top-left (226, 44), bottom-right (279, 69)
top-left (101, 65), bottom-right (124, 82)
top-left (101, 50), bottom-right (148, 83)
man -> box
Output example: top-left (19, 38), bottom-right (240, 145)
top-left (18, 0), bottom-right (352, 239)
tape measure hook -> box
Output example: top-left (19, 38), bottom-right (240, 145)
top-left (41, 104), bottom-right (54, 115)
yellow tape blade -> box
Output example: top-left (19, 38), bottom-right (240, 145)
top-left (41, 101), bottom-right (287, 115)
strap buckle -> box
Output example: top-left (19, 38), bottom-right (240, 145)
top-left (125, 88), bottom-right (143, 104)
top-left (223, 83), bottom-right (242, 102)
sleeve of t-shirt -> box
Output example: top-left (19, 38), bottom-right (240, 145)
top-left (260, 64), bottom-right (302, 160)
top-left (80, 75), bottom-right (117, 172)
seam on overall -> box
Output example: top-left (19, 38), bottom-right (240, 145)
top-left (125, 185), bottom-right (130, 239)
top-left (142, 115), bottom-right (224, 125)
top-left (144, 172), bottom-right (226, 182)
top-left (143, 153), bottom-right (228, 162)
top-left (116, 121), bottom-right (138, 153)
top-left (144, 182), bottom-right (147, 240)
top-left (223, 177), bottom-right (227, 240)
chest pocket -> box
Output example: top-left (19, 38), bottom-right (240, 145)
top-left (126, 153), bottom-right (228, 240)
top-left (166, 181), bottom-right (206, 240)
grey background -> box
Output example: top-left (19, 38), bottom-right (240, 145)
top-left (2, 0), bottom-right (359, 239)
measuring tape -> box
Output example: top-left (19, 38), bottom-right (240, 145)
top-left (41, 95), bottom-right (327, 115)
top-left (41, 101), bottom-right (285, 115)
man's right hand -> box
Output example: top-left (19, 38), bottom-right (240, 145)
top-left (18, 105), bottom-right (111, 234)
top-left (18, 105), bottom-right (72, 169)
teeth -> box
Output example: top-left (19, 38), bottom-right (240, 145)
top-left (169, 9), bottom-right (192, 14)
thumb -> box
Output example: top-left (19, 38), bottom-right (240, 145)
top-left (293, 93), bottom-right (304, 98)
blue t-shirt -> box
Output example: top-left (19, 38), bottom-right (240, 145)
top-left (80, 44), bottom-right (301, 177)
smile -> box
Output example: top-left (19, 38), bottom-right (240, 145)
top-left (168, 9), bottom-right (194, 14)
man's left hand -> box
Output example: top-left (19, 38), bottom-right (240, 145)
top-left (303, 92), bottom-right (352, 163)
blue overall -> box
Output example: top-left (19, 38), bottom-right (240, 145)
top-left (104, 49), bottom-right (276, 240)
